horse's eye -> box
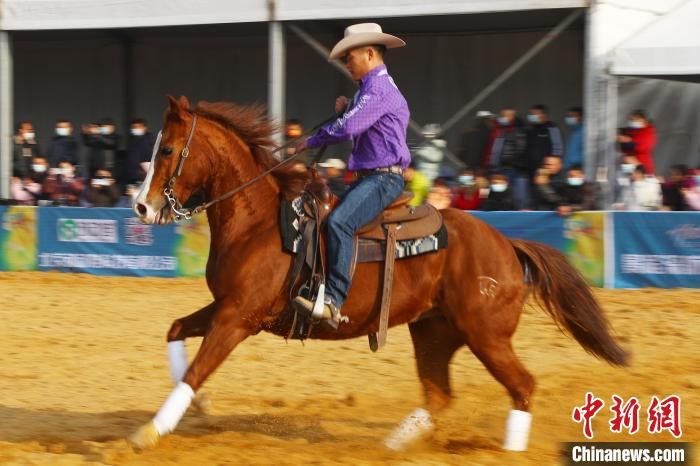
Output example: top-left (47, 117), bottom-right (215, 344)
top-left (161, 146), bottom-right (174, 156)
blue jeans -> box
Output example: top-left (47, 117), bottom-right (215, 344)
top-left (501, 168), bottom-right (531, 210)
top-left (325, 172), bottom-right (404, 308)
top-left (511, 175), bottom-right (531, 210)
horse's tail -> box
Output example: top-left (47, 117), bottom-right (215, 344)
top-left (510, 239), bottom-right (629, 366)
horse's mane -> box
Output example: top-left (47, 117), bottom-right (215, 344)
top-left (190, 101), bottom-right (310, 199)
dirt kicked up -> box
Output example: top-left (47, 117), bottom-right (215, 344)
top-left (0, 272), bottom-right (697, 465)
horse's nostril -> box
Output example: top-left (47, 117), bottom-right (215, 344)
top-left (136, 203), bottom-right (148, 216)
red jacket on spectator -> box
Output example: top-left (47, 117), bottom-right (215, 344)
top-left (452, 188), bottom-right (482, 210)
top-left (43, 174), bottom-right (85, 206)
top-left (622, 124), bottom-right (656, 175)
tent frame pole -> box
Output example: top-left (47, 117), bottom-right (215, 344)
top-left (268, 1), bottom-right (286, 149)
top-left (584, 3), bottom-right (619, 207)
top-left (0, 31), bottom-right (13, 199)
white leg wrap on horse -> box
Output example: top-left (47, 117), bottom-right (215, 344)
top-left (153, 382), bottom-right (194, 435)
top-left (168, 340), bottom-right (188, 383)
top-left (502, 409), bottom-right (532, 451)
top-left (383, 408), bottom-right (434, 451)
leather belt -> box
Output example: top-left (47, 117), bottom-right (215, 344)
top-left (357, 165), bottom-right (404, 178)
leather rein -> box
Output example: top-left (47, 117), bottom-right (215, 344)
top-left (162, 113), bottom-right (335, 222)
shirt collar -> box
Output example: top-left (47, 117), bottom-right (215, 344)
top-left (359, 64), bottom-right (387, 87)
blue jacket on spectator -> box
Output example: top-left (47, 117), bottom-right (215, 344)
top-left (564, 124), bottom-right (583, 171)
top-left (126, 132), bottom-right (156, 184)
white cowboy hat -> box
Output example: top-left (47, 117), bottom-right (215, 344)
top-left (329, 23), bottom-right (405, 60)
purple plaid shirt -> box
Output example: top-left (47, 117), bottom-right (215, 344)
top-left (307, 64), bottom-right (411, 171)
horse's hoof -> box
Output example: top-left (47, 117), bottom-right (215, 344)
top-left (129, 421), bottom-right (160, 451)
top-left (192, 392), bottom-right (211, 415)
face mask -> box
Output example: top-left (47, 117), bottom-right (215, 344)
top-left (32, 164), bottom-right (46, 173)
top-left (497, 116), bottom-right (510, 126)
top-left (99, 126), bottom-right (112, 135)
top-left (130, 128), bottom-right (145, 136)
top-left (93, 178), bottom-right (110, 187)
top-left (628, 121), bottom-right (644, 129)
top-left (490, 183), bottom-right (507, 193)
top-left (55, 127), bottom-right (70, 136)
top-left (621, 163), bottom-right (636, 174)
top-left (567, 177), bottom-right (584, 186)
top-left (458, 175), bottom-right (474, 185)
top-left (527, 114), bottom-right (540, 124)
top-left (23, 132), bottom-right (35, 140)
top-left (565, 117), bottom-right (579, 126)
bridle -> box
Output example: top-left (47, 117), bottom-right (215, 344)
top-left (161, 112), bottom-right (335, 222)
top-left (162, 115), bottom-right (198, 221)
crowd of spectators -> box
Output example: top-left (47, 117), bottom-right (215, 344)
top-left (9, 106), bottom-right (700, 213)
top-left (313, 104), bottom-right (700, 213)
top-left (10, 118), bottom-right (155, 207)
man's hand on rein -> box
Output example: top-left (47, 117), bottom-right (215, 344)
top-left (335, 96), bottom-right (350, 114)
top-left (289, 138), bottom-right (308, 155)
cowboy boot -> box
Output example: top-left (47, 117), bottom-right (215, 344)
top-left (292, 295), bottom-right (348, 330)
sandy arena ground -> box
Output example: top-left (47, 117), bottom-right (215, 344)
top-left (0, 271), bottom-right (697, 465)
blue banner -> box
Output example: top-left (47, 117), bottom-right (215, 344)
top-left (469, 211), bottom-right (567, 250)
top-left (37, 207), bottom-right (178, 277)
top-left (470, 211), bottom-right (607, 286)
top-left (613, 212), bottom-right (700, 288)
top-left (1, 207), bottom-right (696, 287)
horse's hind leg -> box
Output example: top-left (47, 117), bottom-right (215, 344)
top-left (384, 315), bottom-right (464, 451)
top-left (460, 303), bottom-right (536, 451)
top-left (166, 302), bottom-right (216, 412)
top-left (410, 316), bottom-right (465, 412)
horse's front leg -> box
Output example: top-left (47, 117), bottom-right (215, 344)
top-left (165, 302), bottom-right (217, 413)
top-left (130, 302), bottom-right (256, 449)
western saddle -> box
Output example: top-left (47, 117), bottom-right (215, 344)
top-left (290, 175), bottom-right (443, 351)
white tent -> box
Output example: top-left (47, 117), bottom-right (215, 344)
top-left (0, 0), bottom-right (585, 30)
top-left (611, 0), bottom-right (700, 79)
top-left (582, 0), bottom-right (700, 206)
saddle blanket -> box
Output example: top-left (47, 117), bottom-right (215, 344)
top-left (279, 197), bottom-right (448, 260)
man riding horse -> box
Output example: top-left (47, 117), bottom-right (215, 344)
top-left (129, 22), bottom-right (627, 451)
top-left (292, 23), bottom-right (410, 329)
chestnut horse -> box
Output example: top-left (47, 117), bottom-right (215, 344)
top-left (130, 96), bottom-right (627, 451)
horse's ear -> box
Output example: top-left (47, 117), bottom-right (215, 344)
top-left (178, 96), bottom-right (191, 110)
top-left (167, 95), bottom-right (181, 116)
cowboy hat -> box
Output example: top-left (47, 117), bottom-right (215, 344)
top-left (318, 158), bottom-right (347, 170)
top-left (329, 23), bottom-right (405, 60)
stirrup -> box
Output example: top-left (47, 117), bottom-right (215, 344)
top-left (292, 295), bottom-right (348, 330)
